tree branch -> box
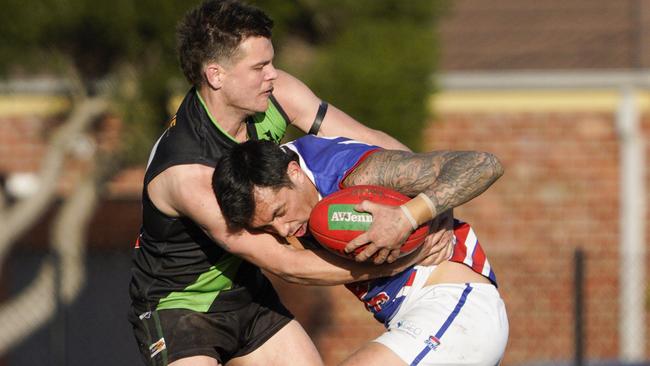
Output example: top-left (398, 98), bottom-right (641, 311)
top-left (0, 96), bottom-right (109, 271)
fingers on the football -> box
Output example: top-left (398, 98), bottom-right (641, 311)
top-left (345, 233), bottom-right (370, 253)
top-left (372, 249), bottom-right (390, 264)
top-left (354, 200), bottom-right (373, 213)
top-left (386, 248), bottom-right (401, 263)
top-left (426, 229), bottom-right (444, 246)
top-left (355, 243), bottom-right (380, 262)
top-left (434, 231), bottom-right (452, 249)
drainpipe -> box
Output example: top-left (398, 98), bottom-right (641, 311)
top-left (617, 86), bottom-right (646, 362)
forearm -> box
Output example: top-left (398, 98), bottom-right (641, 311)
top-left (344, 150), bottom-right (503, 217)
top-left (223, 231), bottom-right (412, 285)
top-left (423, 151), bottom-right (504, 216)
top-left (255, 245), bottom-right (412, 285)
top-left (273, 69), bottom-right (410, 152)
top-left (318, 106), bottom-right (411, 151)
top-left (363, 129), bottom-right (410, 151)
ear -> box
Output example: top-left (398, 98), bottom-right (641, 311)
top-left (204, 63), bottom-right (225, 90)
top-left (286, 161), bottom-right (303, 185)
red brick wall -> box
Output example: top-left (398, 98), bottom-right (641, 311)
top-left (0, 116), bottom-right (52, 172)
top-left (421, 110), bottom-right (649, 364)
top-left (273, 110), bottom-right (650, 365)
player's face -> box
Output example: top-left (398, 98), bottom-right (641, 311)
top-left (250, 166), bottom-right (319, 237)
top-left (220, 36), bottom-right (278, 113)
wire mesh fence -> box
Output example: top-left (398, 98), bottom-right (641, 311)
top-left (1, 244), bottom-right (647, 366)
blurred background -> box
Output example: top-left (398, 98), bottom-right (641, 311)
top-left (0, 0), bottom-right (648, 365)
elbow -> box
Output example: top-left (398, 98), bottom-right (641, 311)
top-left (277, 273), bottom-right (314, 285)
top-left (273, 270), bottom-right (329, 286)
top-left (271, 263), bottom-right (307, 284)
top-left (484, 152), bottom-right (504, 182)
top-left (266, 260), bottom-right (330, 286)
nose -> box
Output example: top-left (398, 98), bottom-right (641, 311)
top-left (265, 63), bottom-right (278, 81)
top-left (273, 221), bottom-right (291, 237)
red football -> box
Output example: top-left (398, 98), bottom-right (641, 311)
top-left (308, 185), bottom-right (429, 259)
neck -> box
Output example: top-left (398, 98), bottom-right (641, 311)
top-left (197, 85), bottom-right (250, 141)
top-left (306, 178), bottom-right (321, 205)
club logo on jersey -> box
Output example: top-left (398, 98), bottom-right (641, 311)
top-left (364, 292), bottom-right (389, 313)
top-left (261, 129), bottom-right (282, 143)
top-left (424, 335), bottom-right (441, 350)
top-left (328, 204), bottom-right (372, 231)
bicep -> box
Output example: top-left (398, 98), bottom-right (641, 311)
top-left (272, 70), bottom-right (321, 131)
top-left (342, 150), bottom-right (451, 196)
top-left (273, 70), bottom-right (409, 150)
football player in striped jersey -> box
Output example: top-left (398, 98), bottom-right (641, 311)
top-left (213, 135), bottom-right (509, 366)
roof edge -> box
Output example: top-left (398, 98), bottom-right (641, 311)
top-left (437, 70), bottom-right (650, 90)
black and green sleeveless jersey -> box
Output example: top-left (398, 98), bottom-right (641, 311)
top-left (129, 88), bottom-right (289, 313)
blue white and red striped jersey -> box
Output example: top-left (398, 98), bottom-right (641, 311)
top-left (282, 135), bottom-right (497, 325)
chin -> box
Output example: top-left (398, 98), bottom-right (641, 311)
top-left (255, 98), bottom-right (270, 112)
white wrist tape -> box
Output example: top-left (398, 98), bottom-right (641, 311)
top-left (418, 193), bottom-right (436, 217)
top-left (400, 193), bottom-right (436, 228)
top-left (400, 204), bottom-right (418, 230)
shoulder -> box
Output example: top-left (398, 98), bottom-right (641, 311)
top-left (272, 69), bottom-right (321, 131)
top-left (273, 69), bottom-right (311, 97)
top-left (148, 163), bottom-right (215, 217)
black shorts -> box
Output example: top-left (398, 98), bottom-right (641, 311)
top-left (129, 284), bottom-right (293, 365)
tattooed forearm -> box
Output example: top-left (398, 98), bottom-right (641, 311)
top-left (430, 151), bottom-right (503, 214)
top-left (343, 149), bottom-right (503, 216)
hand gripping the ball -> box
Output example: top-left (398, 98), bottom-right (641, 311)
top-left (344, 200), bottom-right (415, 264)
top-left (308, 185), bottom-right (429, 263)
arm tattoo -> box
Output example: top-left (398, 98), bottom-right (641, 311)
top-left (343, 150), bottom-right (503, 216)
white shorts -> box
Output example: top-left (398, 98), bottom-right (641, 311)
top-left (374, 282), bottom-right (509, 366)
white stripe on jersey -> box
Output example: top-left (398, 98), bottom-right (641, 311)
top-left (460, 225), bottom-right (493, 279)
top-left (481, 259), bottom-right (493, 278)
top-left (146, 132), bottom-right (165, 170)
top-left (282, 142), bottom-right (322, 200)
top-left (338, 139), bottom-right (373, 146)
top-left (462, 228), bottom-right (478, 267)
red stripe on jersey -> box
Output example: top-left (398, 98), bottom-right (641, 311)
top-left (404, 270), bottom-right (417, 287)
top-left (450, 221), bottom-right (487, 275)
top-left (450, 222), bottom-right (470, 263)
top-left (449, 220), bottom-right (497, 286)
top-left (471, 239), bottom-right (486, 274)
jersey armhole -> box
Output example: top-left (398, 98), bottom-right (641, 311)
top-left (269, 94), bottom-right (291, 127)
top-left (338, 148), bottom-right (381, 189)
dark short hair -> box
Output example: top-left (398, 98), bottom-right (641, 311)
top-left (213, 140), bottom-right (298, 230)
top-left (177, 0), bottom-right (273, 86)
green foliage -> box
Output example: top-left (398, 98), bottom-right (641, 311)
top-left (309, 21), bottom-right (436, 150)
top-left (0, 0), bottom-right (445, 156)
top-left (254, 0), bottom-right (446, 150)
top-left (0, 0), bottom-right (198, 78)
